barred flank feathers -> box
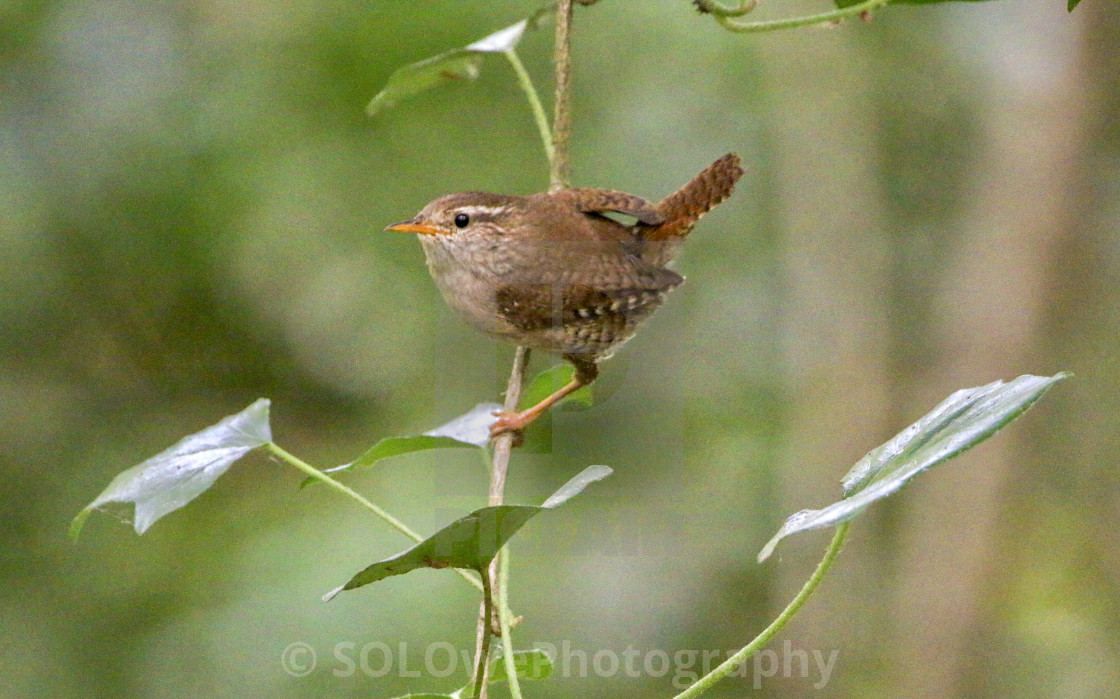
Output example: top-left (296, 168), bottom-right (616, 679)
top-left (649, 153), bottom-right (743, 241)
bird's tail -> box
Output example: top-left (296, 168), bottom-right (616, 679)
top-left (649, 153), bottom-right (743, 241)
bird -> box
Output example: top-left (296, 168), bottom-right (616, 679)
top-left (386, 153), bottom-right (743, 440)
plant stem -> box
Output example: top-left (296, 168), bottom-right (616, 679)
top-left (716, 0), bottom-right (893, 32)
top-left (473, 1), bottom-right (577, 691)
top-left (490, 347), bottom-right (530, 506)
top-left (550, 0), bottom-right (574, 191)
top-left (498, 546), bottom-right (524, 699)
top-left (695, 0), bottom-right (757, 16)
top-left (672, 523), bottom-right (851, 698)
top-left (473, 346), bottom-right (531, 698)
top-left (266, 442), bottom-right (484, 592)
top-left (471, 566), bottom-right (495, 699)
top-left (503, 48), bottom-right (554, 170)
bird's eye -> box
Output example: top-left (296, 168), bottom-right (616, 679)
top-left (454, 213), bottom-right (470, 228)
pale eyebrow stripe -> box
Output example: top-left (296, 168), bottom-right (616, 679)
top-left (458, 206), bottom-right (511, 218)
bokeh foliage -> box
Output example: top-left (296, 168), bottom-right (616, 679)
top-left (2, 1), bottom-right (1118, 697)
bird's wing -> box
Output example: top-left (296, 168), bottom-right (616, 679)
top-left (496, 191), bottom-right (684, 336)
top-left (554, 188), bottom-right (665, 226)
top-left (494, 277), bottom-right (681, 336)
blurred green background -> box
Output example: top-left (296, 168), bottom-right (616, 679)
top-left (3, 1), bottom-right (1118, 697)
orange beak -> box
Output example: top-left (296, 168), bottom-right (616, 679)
top-left (385, 218), bottom-right (443, 236)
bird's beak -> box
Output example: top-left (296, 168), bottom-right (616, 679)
top-left (385, 218), bottom-right (442, 236)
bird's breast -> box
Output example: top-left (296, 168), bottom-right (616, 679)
top-left (418, 234), bottom-right (518, 339)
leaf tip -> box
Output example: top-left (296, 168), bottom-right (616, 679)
top-left (757, 509), bottom-right (827, 562)
top-left (465, 19), bottom-right (529, 53)
top-left (540, 464), bottom-right (613, 508)
top-left (366, 94), bottom-right (390, 117)
top-left (757, 536), bottom-right (779, 563)
top-left (69, 509), bottom-right (92, 542)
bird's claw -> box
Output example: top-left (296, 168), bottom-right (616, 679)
top-left (489, 410), bottom-right (527, 447)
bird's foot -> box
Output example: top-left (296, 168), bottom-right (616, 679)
top-left (489, 410), bottom-right (535, 446)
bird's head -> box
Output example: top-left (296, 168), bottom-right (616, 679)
top-left (385, 192), bottom-right (521, 240)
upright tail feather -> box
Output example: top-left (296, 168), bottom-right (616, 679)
top-left (649, 153), bottom-right (743, 241)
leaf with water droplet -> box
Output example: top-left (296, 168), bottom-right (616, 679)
top-left (367, 17), bottom-right (542, 116)
top-left (758, 373), bottom-right (1068, 561)
top-left (324, 465), bottom-right (612, 600)
top-left (71, 399), bottom-right (272, 538)
top-left (313, 403), bottom-right (498, 484)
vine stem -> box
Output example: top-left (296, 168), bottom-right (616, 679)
top-left (503, 49), bottom-right (554, 169)
top-left (716, 0), bottom-right (893, 32)
top-left (550, 0), bottom-right (575, 191)
top-left (497, 544), bottom-right (524, 699)
top-left (471, 566), bottom-right (496, 699)
top-left (490, 347), bottom-right (531, 507)
top-left (265, 442), bottom-right (484, 592)
top-left (473, 346), bottom-right (531, 699)
top-left (474, 0), bottom-right (576, 692)
top-left (672, 523), bottom-right (851, 698)
top-left (695, 0), bottom-right (757, 16)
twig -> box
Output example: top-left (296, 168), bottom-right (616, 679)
top-left (490, 347), bottom-right (530, 506)
top-left (471, 566), bottom-right (496, 699)
top-left (473, 346), bottom-right (531, 698)
top-left (474, 0), bottom-right (577, 690)
top-left (550, 0), bottom-right (575, 191)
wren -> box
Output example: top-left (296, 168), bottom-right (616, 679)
top-left (387, 153), bottom-right (744, 439)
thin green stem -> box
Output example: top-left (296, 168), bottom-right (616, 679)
top-left (472, 567), bottom-right (495, 699)
top-left (503, 49), bottom-right (555, 171)
top-left (266, 442), bottom-right (483, 593)
top-left (695, 0), bottom-right (757, 17)
top-left (498, 546), bottom-right (523, 699)
top-left (672, 523), bottom-right (850, 699)
top-left (267, 443), bottom-right (418, 539)
top-left (474, 346), bottom-right (530, 698)
top-left (473, 2), bottom-right (576, 693)
top-left (716, 0), bottom-right (893, 33)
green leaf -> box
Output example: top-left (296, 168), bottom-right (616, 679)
top-left (71, 399), bottom-right (272, 538)
top-left (520, 364), bottom-right (594, 412)
top-left (464, 20), bottom-right (531, 52)
top-left (424, 402), bottom-right (504, 446)
top-left (367, 19), bottom-right (533, 116)
top-left (758, 373), bottom-right (1068, 561)
top-left (491, 649), bottom-right (553, 683)
top-left (456, 649), bottom-right (555, 696)
top-left (323, 465), bottom-right (612, 600)
top-left (517, 365), bottom-right (596, 452)
top-left (367, 51), bottom-right (483, 116)
top-left (1068, 0), bottom-right (1082, 10)
top-left (314, 403), bottom-right (498, 483)
top-left (339, 436), bottom-right (477, 471)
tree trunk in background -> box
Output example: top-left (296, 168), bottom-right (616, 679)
top-left (889, 5), bottom-right (1087, 696)
top-left (763, 28), bottom-right (893, 685)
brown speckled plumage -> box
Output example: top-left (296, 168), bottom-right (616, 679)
top-left (387, 153), bottom-right (743, 437)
